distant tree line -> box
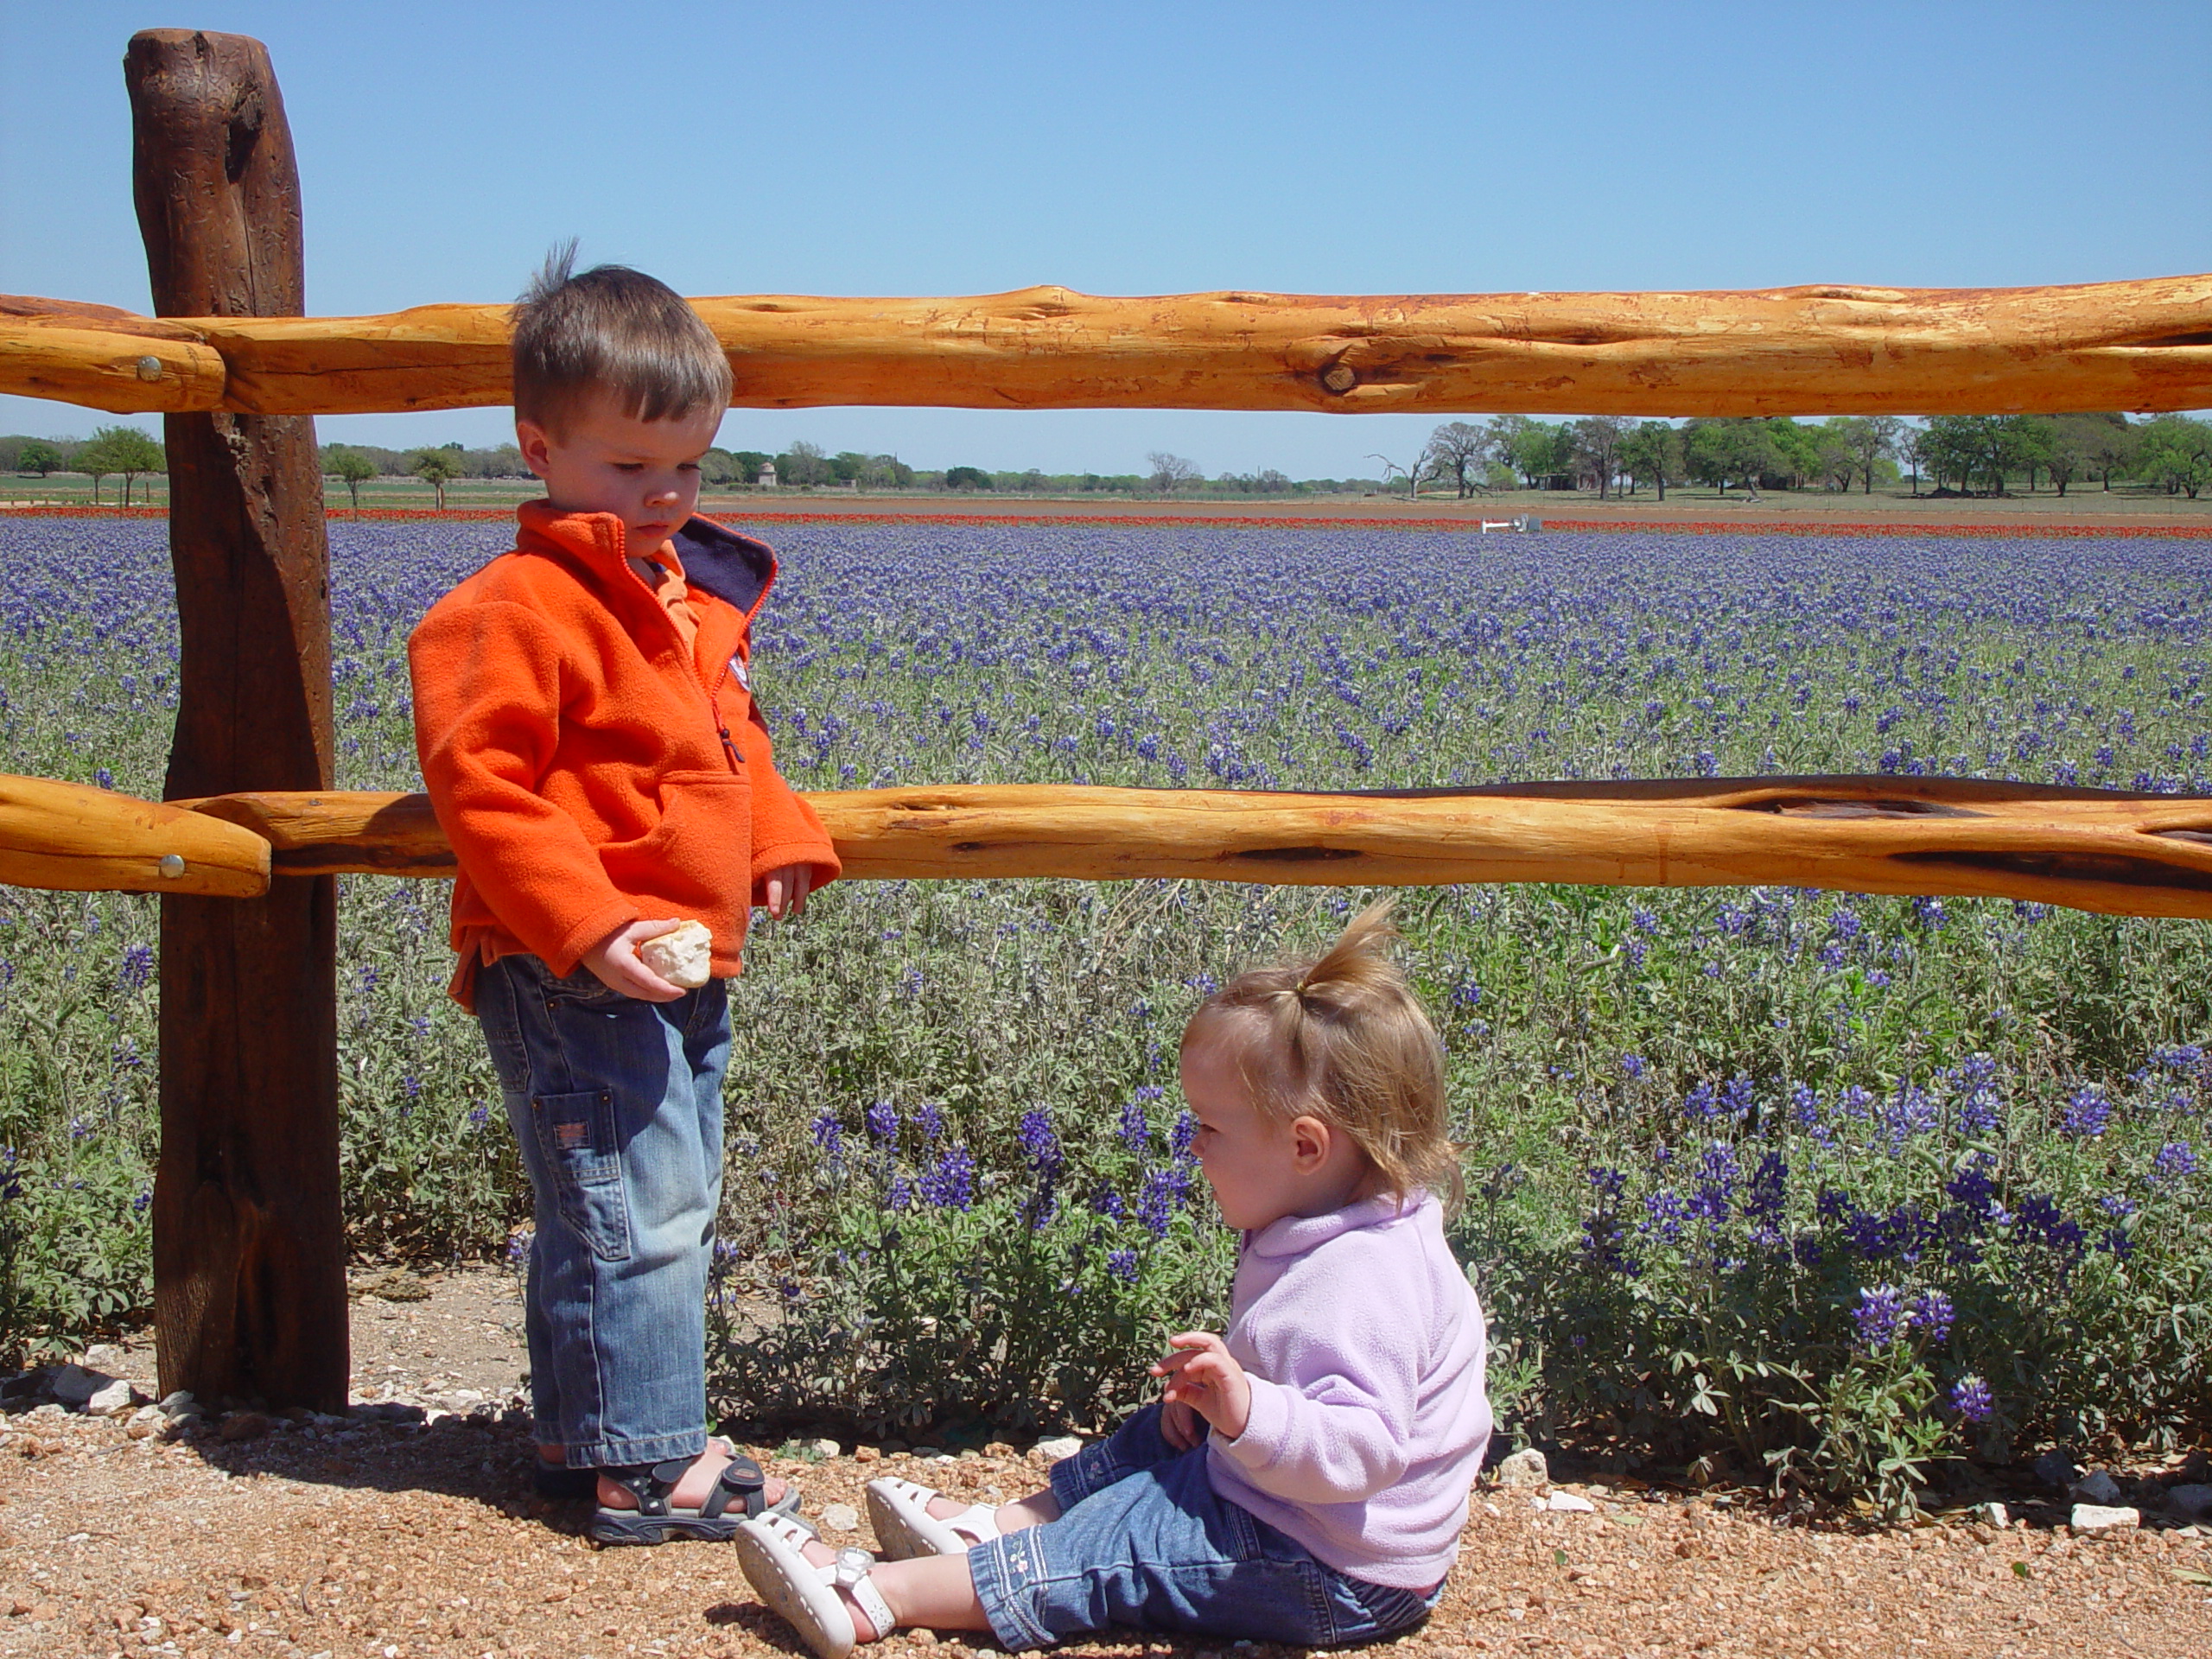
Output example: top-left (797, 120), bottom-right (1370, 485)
top-left (7, 413), bottom-right (2209, 504)
top-left (1391, 411), bottom-right (2212, 501)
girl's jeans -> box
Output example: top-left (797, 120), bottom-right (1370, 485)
top-left (474, 952), bottom-right (731, 1469)
top-left (967, 1404), bottom-right (1440, 1651)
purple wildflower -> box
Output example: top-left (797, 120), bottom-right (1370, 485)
top-left (1852, 1285), bottom-right (1906, 1349)
top-left (918, 1146), bottom-right (975, 1211)
top-left (1949, 1376), bottom-right (1995, 1423)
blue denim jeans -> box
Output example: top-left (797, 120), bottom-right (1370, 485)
top-left (474, 951), bottom-right (731, 1469)
top-left (967, 1405), bottom-right (1439, 1651)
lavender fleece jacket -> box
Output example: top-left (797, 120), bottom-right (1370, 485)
top-left (1206, 1190), bottom-right (1492, 1590)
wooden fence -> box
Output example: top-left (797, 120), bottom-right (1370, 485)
top-left (3, 26), bottom-right (2210, 1408)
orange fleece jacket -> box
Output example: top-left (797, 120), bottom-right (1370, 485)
top-left (408, 503), bottom-right (839, 1008)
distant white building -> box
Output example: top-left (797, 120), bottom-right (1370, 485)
top-left (756, 459), bottom-right (778, 488)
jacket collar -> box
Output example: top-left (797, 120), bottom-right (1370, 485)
top-left (515, 502), bottom-right (779, 621)
top-left (1243, 1189), bottom-right (1427, 1260)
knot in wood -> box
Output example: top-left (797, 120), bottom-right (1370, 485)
top-left (1320, 363), bottom-right (1358, 394)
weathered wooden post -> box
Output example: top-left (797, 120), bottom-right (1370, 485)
top-left (126, 29), bottom-right (346, 1409)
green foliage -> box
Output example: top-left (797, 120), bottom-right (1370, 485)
top-left (1683, 418), bottom-right (1780, 495)
top-left (5, 522), bottom-right (2211, 1502)
top-left (14, 439), bottom-right (64, 478)
top-left (408, 448), bottom-right (463, 510)
top-left (74, 425), bottom-right (165, 506)
top-left (944, 466), bottom-right (995, 492)
top-left (328, 447), bottom-right (379, 507)
top-left (1619, 421), bottom-right (1684, 498)
top-left (2134, 416), bottom-right (2212, 499)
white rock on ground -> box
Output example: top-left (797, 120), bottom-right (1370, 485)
top-left (1034, 1435), bottom-right (1084, 1462)
top-left (49, 1364), bottom-right (111, 1407)
top-left (820, 1503), bottom-right (860, 1534)
top-left (84, 1380), bottom-right (137, 1415)
top-left (1544, 1491), bottom-right (1598, 1513)
top-left (2070, 1504), bottom-right (2140, 1531)
top-left (809, 1437), bottom-right (842, 1459)
top-left (2071, 1471), bottom-right (2126, 1506)
top-left (1495, 1448), bottom-right (1549, 1489)
top-left (639, 919), bottom-right (714, 988)
top-left (1980, 1502), bottom-right (2010, 1529)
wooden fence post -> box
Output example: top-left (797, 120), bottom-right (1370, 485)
top-left (126, 29), bottom-right (346, 1410)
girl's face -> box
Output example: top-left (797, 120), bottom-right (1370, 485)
top-left (1179, 1029), bottom-right (1301, 1232)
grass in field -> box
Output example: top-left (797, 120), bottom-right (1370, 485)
top-left (0, 519), bottom-right (2205, 1505)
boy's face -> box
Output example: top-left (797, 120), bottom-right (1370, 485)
top-left (517, 394), bottom-right (725, 560)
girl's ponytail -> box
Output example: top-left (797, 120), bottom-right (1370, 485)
top-left (1186, 899), bottom-right (1461, 1211)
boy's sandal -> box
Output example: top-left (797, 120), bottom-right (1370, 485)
top-left (734, 1513), bottom-right (897, 1659)
top-left (864, 1476), bottom-right (1003, 1559)
top-left (588, 1447), bottom-right (809, 1545)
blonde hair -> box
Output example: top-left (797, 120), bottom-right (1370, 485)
top-left (1183, 899), bottom-right (1460, 1210)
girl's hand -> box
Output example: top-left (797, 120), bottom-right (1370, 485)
top-left (579, 918), bottom-right (686, 1002)
top-left (1160, 1398), bottom-right (1204, 1451)
top-left (1151, 1332), bottom-right (1251, 1442)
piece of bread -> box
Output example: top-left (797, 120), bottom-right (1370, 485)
top-left (639, 919), bottom-right (714, 989)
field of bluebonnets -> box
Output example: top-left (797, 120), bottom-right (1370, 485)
top-left (2, 515), bottom-right (2209, 1510)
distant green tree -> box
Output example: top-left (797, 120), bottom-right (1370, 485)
top-left (2011, 416), bottom-right (2057, 492)
top-left (1618, 421), bottom-right (1683, 499)
top-left (1421, 422), bottom-right (1492, 497)
top-left (16, 438), bottom-right (63, 477)
top-left (1570, 416), bottom-right (1630, 499)
top-left (729, 451), bottom-right (772, 485)
top-left (329, 447), bottom-right (378, 508)
top-left (409, 448), bottom-right (461, 511)
top-left (861, 454), bottom-right (915, 488)
top-left (944, 466), bottom-right (994, 492)
top-left (1762, 418), bottom-right (1823, 489)
top-left (1843, 415), bottom-right (1904, 493)
top-left (2062, 413), bottom-right (2139, 491)
top-left (77, 425), bottom-right (164, 506)
top-left (1814, 419), bottom-right (1860, 492)
top-left (1683, 418), bottom-right (1780, 499)
top-left (2134, 415), bottom-right (2212, 499)
top-left (1919, 415), bottom-right (2042, 495)
top-left (1503, 420), bottom-right (1573, 487)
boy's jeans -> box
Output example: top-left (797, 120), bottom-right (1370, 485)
top-left (967, 1404), bottom-right (1439, 1651)
top-left (474, 952), bottom-right (731, 1469)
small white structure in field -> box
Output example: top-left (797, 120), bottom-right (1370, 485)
top-left (756, 459), bottom-right (778, 488)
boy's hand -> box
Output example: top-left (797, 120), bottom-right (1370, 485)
top-left (1151, 1331), bottom-right (1251, 1442)
top-left (762, 864), bottom-right (811, 919)
top-left (580, 918), bottom-right (687, 1003)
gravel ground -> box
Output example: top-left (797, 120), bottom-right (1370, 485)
top-left (3, 1269), bottom-right (2208, 1659)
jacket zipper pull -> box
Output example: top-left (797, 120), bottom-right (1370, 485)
top-left (719, 727), bottom-right (743, 772)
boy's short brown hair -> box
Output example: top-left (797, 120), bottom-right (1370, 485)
top-left (510, 243), bottom-right (733, 435)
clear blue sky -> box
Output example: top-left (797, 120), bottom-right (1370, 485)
top-left (4, 0), bottom-right (2207, 477)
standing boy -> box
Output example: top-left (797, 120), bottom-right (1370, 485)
top-left (409, 252), bottom-right (839, 1543)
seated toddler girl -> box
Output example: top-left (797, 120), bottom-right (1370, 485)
top-left (734, 901), bottom-right (1492, 1655)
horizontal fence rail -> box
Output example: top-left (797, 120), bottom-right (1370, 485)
top-left (6, 276), bottom-right (2211, 417)
top-left (11, 772), bottom-right (2212, 920)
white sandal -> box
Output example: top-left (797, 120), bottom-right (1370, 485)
top-left (734, 1513), bottom-right (898, 1659)
top-left (865, 1476), bottom-right (1004, 1559)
